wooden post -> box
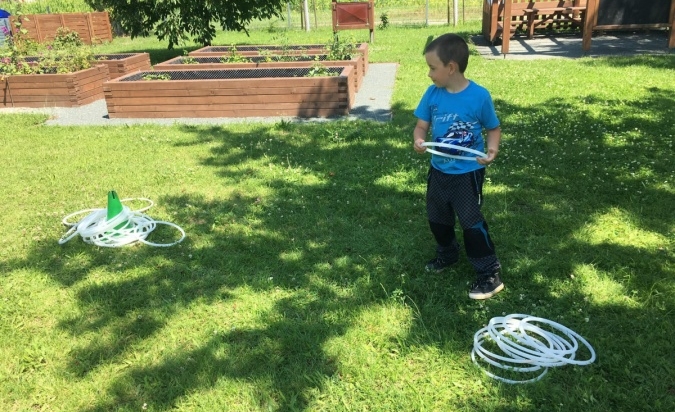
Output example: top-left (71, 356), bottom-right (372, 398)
top-left (669, 0), bottom-right (675, 48)
top-left (490, 1), bottom-right (499, 42)
top-left (582, 0), bottom-right (598, 51)
top-left (501, 0), bottom-right (512, 54)
top-left (313, 0), bottom-right (318, 28)
top-left (34, 15), bottom-right (43, 42)
top-left (86, 13), bottom-right (95, 43)
top-left (303, 0), bottom-right (310, 32)
top-left (454, 0), bottom-right (459, 27)
top-left (448, 0), bottom-right (451, 25)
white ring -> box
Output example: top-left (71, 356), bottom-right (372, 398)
top-left (472, 314), bottom-right (596, 384)
top-left (59, 199), bottom-right (185, 248)
top-left (421, 142), bottom-right (487, 160)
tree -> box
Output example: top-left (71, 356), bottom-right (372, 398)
top-left (85, 0), bottom-right (288, 48)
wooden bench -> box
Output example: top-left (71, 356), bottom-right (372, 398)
top-left (483, 1), bottom-right (536, 47)
top-left (525, 2), bottom-right (586, 38)
top-left (483, 1), bottom-right (587, 54)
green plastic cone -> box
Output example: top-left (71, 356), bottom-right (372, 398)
top-left (107, 190), bottom-right (123, 220)
top-left (107, 190), bottom-right (130, 231)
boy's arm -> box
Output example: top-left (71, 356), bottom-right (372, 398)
top-left (477, 126), bottom-right (501, 165)
top-left (413, 119), bottom-right (430, 154)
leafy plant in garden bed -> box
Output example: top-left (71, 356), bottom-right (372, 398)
top-left (219, 45), bottom-right (253, 63)
top-left (189, 36), bottom-right (366, 68)
top-left (305, 62), bottom-right (337, 77)
top-left (141, 72), bottom-right (171, 81)
top-left (0, 25), bottom-right (108, 107)
top-left (154, 52), bottom-right (366, 91)
top-left (179, 50), bottom-right (198, 64)
top-left (1, 27), bottom-right (94, 76)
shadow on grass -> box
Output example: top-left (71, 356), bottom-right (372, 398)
top-left (394, 87), bottom-right (675, 409)
top-left (6, 115), bottom-right (429, 410)
top-left (579, 54), bottom-right (675, 70)
top-left (5, 85), bottom-right (675, 410)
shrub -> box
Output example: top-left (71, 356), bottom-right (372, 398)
top-left (0, 20), bottom-right (93, 77)
top-left (325, 34), bottom-right (356, 61)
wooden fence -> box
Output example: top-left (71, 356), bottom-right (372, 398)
top-left (9, 11), bottom-right (112, 44)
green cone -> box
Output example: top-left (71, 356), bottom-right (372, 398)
top-left (107, 190), bottom-right (124, 220)
top-left (106, 190), bottom-right (131, 232)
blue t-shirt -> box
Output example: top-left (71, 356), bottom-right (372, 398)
top-left (414, 80), bottom-right (499, 174)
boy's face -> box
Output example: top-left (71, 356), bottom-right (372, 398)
top-left (424, 50), bottom-right (454, 89)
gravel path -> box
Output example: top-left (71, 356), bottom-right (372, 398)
top-left (0, 63), bottom-right (398, 126)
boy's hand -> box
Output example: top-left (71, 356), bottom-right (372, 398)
top-left (476, 147), bottom-right (497, 165)
top-left (477, 127), bottom-right (501, 165)
top-left (413, 120), bottom-right (430, 154)
top-left (413, 138), bottom-right (427, 154)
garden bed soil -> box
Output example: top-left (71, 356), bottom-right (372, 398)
top-left (103, 66), bottom-right (356, 118)
top-left (153, 54), bottom-right (365, 92)
top-left (94, 53), bottom-right (151, 79)
top-left (1, 64), bottom-right (109, 108)
top-left (189, 43), bottom-right (370, 73)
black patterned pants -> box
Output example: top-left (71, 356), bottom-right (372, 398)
top-left (426, 167), bottom-right (501, 275)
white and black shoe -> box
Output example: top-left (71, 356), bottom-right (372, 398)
top-left (469, 271), bottom-right (504, 300)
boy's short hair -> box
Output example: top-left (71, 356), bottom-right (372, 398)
top-left (424, 33), bottom-right (469, 73)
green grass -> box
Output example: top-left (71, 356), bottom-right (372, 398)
top-left (1, 23), bottom-right (674, 412)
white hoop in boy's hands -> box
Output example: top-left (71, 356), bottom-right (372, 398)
top-left (421, 142), bottom-right (488, 161)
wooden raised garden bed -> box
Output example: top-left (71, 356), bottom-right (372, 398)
top-left (1, 64), bottom-right (109, 108)
top-left (153, 54), bottom-right (365, 92)
top-left (190, 43), bottom-right (370, 74)
top-left (94, 53), bottom-right (152, 79)
top-left (103, 66), bottom-right (356, 118)
top-left (20, 53), bottom-right (151, 80)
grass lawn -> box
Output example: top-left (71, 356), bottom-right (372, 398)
top-left (1, 23), bottom-right (674, 411)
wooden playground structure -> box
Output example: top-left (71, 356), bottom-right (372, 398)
top-left (483, 0), bottom-right (675, 54)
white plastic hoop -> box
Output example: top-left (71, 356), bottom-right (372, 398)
top-left (472, 314), bottom-right (596, 384)
top-left (59, 198), bottom-right (185, 247)
top-left (421, 142), bottom-right (487, 161)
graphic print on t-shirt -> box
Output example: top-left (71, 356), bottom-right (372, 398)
top-left (434, 119), bottom-right (478, 156)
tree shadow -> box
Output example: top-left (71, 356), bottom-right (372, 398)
top-left (578, 54), bottom-right (675, 70)
top-left (7, 119), bottom-right (431, 410)
top-left (4, 84), bottom-right (674, 409)
top-left (395, 86), bottom-right (675, 409)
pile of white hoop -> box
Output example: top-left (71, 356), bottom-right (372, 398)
top-left (58, 198), bottom-right (185, 248)
top-left (472, 314), bottom-right (596, 384)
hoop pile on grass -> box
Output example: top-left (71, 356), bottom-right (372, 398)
top-left (103, 66), bottom-right (356, 118)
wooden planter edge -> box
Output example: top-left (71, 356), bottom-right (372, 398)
top-left (1, 65), bottom-right (109, 107)
top-left (104, 65), bottom-right (355, 118)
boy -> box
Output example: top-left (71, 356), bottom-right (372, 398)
top-left (412, 33), bottom-right (503, 300)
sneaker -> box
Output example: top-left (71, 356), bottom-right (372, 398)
top-left (425, 257), bottom-right (457, 273)
top-left (469, 272), bottom-right (504, 300)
